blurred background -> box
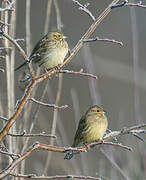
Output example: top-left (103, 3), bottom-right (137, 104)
top-left (0, 0), bottom-right (146, 179)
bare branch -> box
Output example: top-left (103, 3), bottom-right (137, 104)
top-left (0, 0), bottom-right (120, 141)
top-left (125, 1), bottom-right (146, 8)
top-left (72, 0), bottom-right (95, 21)
top-left (15, 38), bottom-right (25, 42)
top-left (29, 98), bottom-right (68, 109)
top-left (83, 37), bottom-right (123, 46)
top-left (8, 131), bottom-right (57, 139)
top-left (0, 0), bottom-right (15, 12)
top-left (59, 69), bottom-right (98, 79)
top-left (130, 133), bottom-right (145, 142)
top-left (0, 149), bottom-right (20, 159)
top-left (0, 123), bottom-right (145, 178)
top-left (10, 173), bottom-right (101, 180)
top-left (103, 123), bottom-right (146, 141)
top-left (0, 30), bottom-right (28, 59)
top-left (0, 115), bottom-right (8, 121)
top-left (0, 20), bottom-right (11, 26)
top-left (111, 0), bottom-right (128, 9)
top-left (90, 141), bottom-right (133, 151)
top-left (111, 0), bottom-right (146, 9)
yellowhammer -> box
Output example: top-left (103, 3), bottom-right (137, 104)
top-left (15, 31), bottom-right (69, 71)
top-left (64, 105), bottom-right (108, 160)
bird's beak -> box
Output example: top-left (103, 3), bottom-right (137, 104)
top-left (63, 36), bottom-right (67, 39)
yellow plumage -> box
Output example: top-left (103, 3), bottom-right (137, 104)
top-left (15, 31), bottom-right (68, 71)
top-left (64, 105), bottom-right (108, 160)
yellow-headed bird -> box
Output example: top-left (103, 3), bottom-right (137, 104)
top-left (64, 105), bottom-right (108, 160)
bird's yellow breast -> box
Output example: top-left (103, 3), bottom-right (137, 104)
top-left (83, 116), bottom-right (108, 143)
top-left (39, 46), bottom-right (68, 69)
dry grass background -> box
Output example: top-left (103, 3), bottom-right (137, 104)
top-left (0, 0), bottom-right (146, 180)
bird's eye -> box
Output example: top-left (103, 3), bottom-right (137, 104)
top-left (97, 109), bottom-right (100, 112)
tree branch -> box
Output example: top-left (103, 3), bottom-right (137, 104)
top-left (72, 0), bottom-right (95, 21)
top-left (0, 123), bottom-right (145, 178)
top-left (83, 37), bottom-right (123, 46)
top-left (0, 0), bottom-right (120, 141)
top-left (59, 69), bottom-right (98, 79)
top-left (29, 98), bottom-right (68, 109)
top-left (8, 131), bottom-right (57, 139)
top-left (10, 173), bottom-right (101, 180)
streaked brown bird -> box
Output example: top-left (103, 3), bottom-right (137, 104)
top-left (64, 105), bottom-right (108, 160)
top-left (15, 31), bottom-right (69, 71)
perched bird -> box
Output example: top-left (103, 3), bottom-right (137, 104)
top-left (15, 31), bottom-right (69, 71)
top-left (64, 105), bottom-right (108, 160)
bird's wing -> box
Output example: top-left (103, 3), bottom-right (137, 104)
top-left (30, 35), bottom-right (55, 58)
top-left (72, 115), bottom-right (86, 147)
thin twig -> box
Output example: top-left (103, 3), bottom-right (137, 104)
top-left (90, 141), bottom-right (133, 151)
top-left (72, 0), bottom-right (95, 21)
top-left (83, 37), bottom-right (123, 46)
top-left (29, 98), bottom-right (68, 109)
top-left (0, 0), bottom-right (14, 12)
top-left (15, 38), bottom-right (25, 42)
top-left (103, 123), bottom-right (146, 141)
top-left (10, 173), bottom-right (101, 180)
top-left (0, 149), bottom-right (20, 159)
top-left (59, 69), bottom-right (98, 79)
top-left (0, 115), bottom-right (8, 121)
top-left (0, 30), bottom-right (27, 59)
top-left (8, 132), bottom-right (57, 138)
top-left (125, 1), bottom-right (146, 8)
top-left (0, 20), bottom-right (11, 26)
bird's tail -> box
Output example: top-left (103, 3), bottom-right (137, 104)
top-left (15, 61), bottom-right (28, 71)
